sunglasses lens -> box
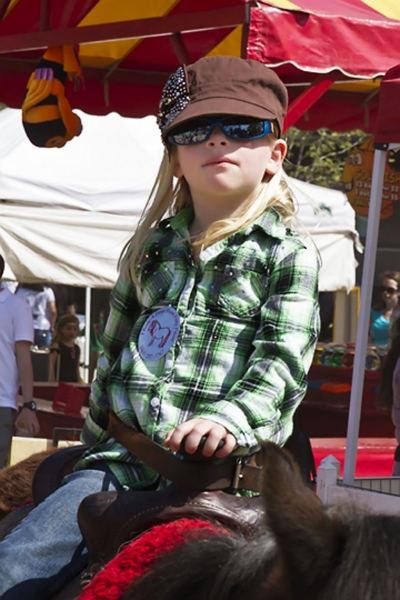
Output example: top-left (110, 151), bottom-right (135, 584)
top-left (382, 287), bottom-right (397, 294)
top-left (223, 118), bottom-right (269, 139)
top-left (169, 120), bottom-right (211, 145)
top-left (169, 117), bottom-right (273, 145)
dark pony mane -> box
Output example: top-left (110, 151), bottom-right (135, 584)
top-left (121, 442), bottom-right (400, 600)
top-left (123, 531), bottom-right (280, 600)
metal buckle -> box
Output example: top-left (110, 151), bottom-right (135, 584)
top-left (231, 457), bottom-right (244, 491)
top-left (52, 427), bottom-right (82, 447)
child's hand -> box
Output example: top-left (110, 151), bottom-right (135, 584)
top-left (164, 418), bottom-right (236, 458)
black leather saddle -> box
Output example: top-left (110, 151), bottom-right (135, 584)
top-left (31, 409), bottom-right (315, 575)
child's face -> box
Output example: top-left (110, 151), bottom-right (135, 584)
top-left (61, 322), bottom-right (79, 341)
top-left (172, 120), bottom-right (287, 206)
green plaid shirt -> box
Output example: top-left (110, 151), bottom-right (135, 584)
top-left (76, 208), bottom-right (320, 490)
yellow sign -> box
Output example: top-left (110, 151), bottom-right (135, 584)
top-left (341, 136), bottom-right (400, 219)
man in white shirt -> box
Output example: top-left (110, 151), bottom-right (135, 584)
top-left (0, 255), bottom-right (40, 467)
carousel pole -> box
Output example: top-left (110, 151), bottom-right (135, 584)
top-left (343, 146), bottom-right (386, 485)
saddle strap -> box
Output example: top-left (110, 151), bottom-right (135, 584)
top-left (107, 411), bottom-right (263, 493)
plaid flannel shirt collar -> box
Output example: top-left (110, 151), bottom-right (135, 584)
top-left (164, 206), bottom-right (289, 242)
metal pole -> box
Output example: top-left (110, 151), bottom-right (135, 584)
top-left (84, 287), bottom-right (91, 384)
top-left (343, 148), bottom-right (386, 485)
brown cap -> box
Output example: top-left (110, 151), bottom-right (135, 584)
top-left (157, 56), bottom-right (288, 140)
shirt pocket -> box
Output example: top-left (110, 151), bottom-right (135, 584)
top-left (137, 261), bottom-right (176, 308)
top-left (208, 264), bottom-right (268, 319)
top-left (137, 239), bottom-right (191, 309)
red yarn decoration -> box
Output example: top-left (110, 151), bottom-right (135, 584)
top-left (77, 518), bottom-right (227, 600)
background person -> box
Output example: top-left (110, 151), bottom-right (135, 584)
top-left (0, 56), bottom-right (320, 598)
top-left (369, 271), bottom-right (400, 346)
top-left (379, 321), bottom-right (400, 475)
top-left (50, 284), bottom-right (76, 322)
top-left (16, 283), bottom-right (57, 348)
top-left (49, 314), bottom-right (81, 383)
top-left (0, 255), bottom-right (40, 468)
top-left (0, 280), bottom-right (17, 293)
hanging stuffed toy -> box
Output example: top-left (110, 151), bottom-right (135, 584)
top-left (22, 45), bottom-right (84, 148)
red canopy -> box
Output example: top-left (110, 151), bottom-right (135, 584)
top-left (249, 2), bottom-right (400, 132)
top-left (374, 65), bottom-right (400, 144)
top-left (0, 0), bottom-right (399, 132)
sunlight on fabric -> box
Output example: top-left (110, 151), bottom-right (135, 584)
top-left (331, 80), bottom-right (381, 93)
top-left (265, 1), bottom-right (301, 9)
top-left (79, 0), bottom-right (179, 26)
top-left (78, 0), bottom-right (179, 66)
top-left (266, 0), bottom-right (400, 19)
top-left (360, 0), bottom-right (400, 19)
top-left (207, 26), bottom-right (243, 58)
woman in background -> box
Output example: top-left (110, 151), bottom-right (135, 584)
top-left (370, 271), bottom-right (400, 346)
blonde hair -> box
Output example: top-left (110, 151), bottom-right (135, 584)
top-left (121, 142), bottom-right (295, 285)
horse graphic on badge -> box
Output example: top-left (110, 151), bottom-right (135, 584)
top-left (148, 320), bottom-right (171, 349)
top-left (139, 307), bottom-right (181, 361)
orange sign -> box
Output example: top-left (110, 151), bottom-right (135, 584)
top-left (341, 136), bottom-right (400, 219)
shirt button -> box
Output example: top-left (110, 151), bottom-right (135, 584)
top-left (150, 397), bottom-right (160, 408)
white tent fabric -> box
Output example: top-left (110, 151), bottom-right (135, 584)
top-left (0, 205), bottom-right (136, 287)
top-left (0, 108), bottom-right (163, 213)
top-left (0, 108), bottom-right (358, 290)
top-left (286, 176), bottom-right (359, 293)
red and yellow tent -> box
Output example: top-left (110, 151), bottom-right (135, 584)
top-left (0, 0), bottom-right (399, 131)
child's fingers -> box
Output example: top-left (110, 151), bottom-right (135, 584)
top-left (199, 428), bottom-right (237, 457)
top-left (164, 420), bottom-right (199, 452)
top-left (199, 428), bottom-right (226, 456)
top-left (164, 419), bottom-right (237, 456)
top-left (214, 433), bottom-right (237, 458)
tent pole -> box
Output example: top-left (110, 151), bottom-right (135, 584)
top-left (343, 148), bottom-right (386, 485)
top-left (84, 287), bottom-right (91, 384)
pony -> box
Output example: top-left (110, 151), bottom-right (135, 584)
top-left (0, 449), bottom-right (56, 520)
top-left (0, 449), bottom-right (58, 544)
top-left (77, 442), bottom-right (400, 600)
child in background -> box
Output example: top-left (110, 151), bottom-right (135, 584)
top-left (0, 55), bottom-right (320, 599)
top-left (49, 314), bottom-right (81, 383)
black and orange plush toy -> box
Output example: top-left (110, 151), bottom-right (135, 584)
top-left (22, 45), bottom-right (84, 148)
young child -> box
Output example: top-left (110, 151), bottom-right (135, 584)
top-left (49, 314), bottom-right (81, 383)
top-left (0, 56), bottom-right (320, 599)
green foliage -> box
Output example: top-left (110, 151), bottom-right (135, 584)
top-left (284, 127), bottom-right (369, 190)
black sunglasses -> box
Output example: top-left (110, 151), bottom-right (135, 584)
top-left (168, 116), bottom-right (274, 146)
top-left (381, 286), bottom-right (398, 295)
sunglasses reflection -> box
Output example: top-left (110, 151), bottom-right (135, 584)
top-left (168, 117), bottom-right (274, 146)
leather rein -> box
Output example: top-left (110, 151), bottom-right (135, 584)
top-left (107, 411), bottom-right (263, 493)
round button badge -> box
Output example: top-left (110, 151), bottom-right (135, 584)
top-left (138, 306), bottom-right (181, 361)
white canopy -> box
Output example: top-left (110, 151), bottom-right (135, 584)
top-left (0, 108), bottom-right (358, 290)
